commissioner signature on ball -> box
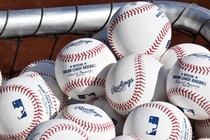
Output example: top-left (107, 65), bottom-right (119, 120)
top-left (68, 69), bottom-right (92, 77)
top-left (175, 79), bottom-right (200, 89)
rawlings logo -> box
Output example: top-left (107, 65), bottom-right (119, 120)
top-left (111, 78), bottom-right (134, 94)
top-left (68, 40), bottom-right (92, 48)
top-left (191, 53), bottom-right (210, 60)
top-left (74, 105), bottom-right (102, 117)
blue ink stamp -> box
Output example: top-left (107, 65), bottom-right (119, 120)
top-left (12, 99), bottom-right (27, 119)
top-left (146, 116), bottom-right (159, 136)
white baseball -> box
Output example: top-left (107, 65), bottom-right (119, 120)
top-left (55, 103), bottom-right (116, 140)
top-left (55, 38), bottom-right (116, 101)
top-left (107, 1), bottom-right (171, 59)
top-left (0, 75), bottom-right (55, 139)
top-left (195, 118), bottom-right (210, 138)
top-left (111, 134), bottom-right (143, 140)
top-left (105, 53), bottom-right (168, 116)
top-left (27, 119), bottom-right (90, 140)
top-left (159, 43), bottom-right (209, 71)
top-left (123, 101), bottom-right (192, 140)
top-left (21, 59), bottom-right (68, 113)
top-left (86, 98), bottom-right (126, 136)
top-left (20, 71), bottom-right (60, 118)
top-left (167, 52), bottom-right (210, 120)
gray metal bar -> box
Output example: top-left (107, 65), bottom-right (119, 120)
top-left (0, 1), bottom-right (209, 42)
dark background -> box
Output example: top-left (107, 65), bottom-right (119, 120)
top-left (0, 0), bottom-right (209, 78)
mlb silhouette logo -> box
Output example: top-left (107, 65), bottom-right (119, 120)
top-left (177, 106), bottom-right (195, 116)
top-left (77, 92), bottom-right (96, 99)
top-left (12, 99), bottom-right (27, 119)
top-left (146, 116), bottom-right (159, 136)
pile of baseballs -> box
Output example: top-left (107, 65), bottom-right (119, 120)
top-left (0, 1), bottom-right (210, 140)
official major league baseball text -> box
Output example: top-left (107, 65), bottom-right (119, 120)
top-left (167, 52), bottom-right (210, 120)
top-left (55, 38), bottom-right (116, 101)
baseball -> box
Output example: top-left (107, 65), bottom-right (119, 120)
top-left (123, 101), bottom-right (192, 140)
top-left (55, 103), bottom-right (116, 140)
top-left (159, 43), bottom-right (209, 71)
top-left (105, 53), bottom-right (168, 116)
top-left (0, 74), bottom-right (56, 139)
top-left (27, 119), bottom-right (90, 140)
top-left (167, 52), bottom-right (210, 120)
top-left (21, 59), bottom-right (68, 113)
top-left (55, 38), bottom-right (116, 101)
top-left (107, 1), bottom-right (171, 59)
top-left (195, 118), bottom-right (210, 138)
top-left (20, 71), bottom-right (61, 118)
top-left (86, 98), bottom-right (126, 136)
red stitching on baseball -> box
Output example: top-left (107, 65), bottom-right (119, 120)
top-left (42, 81), bottom-right (59, 113)
top-left (170, 45), bottom-right (186, 59)
top-left (146, 21), bottom-right (171, 55)
top-left (108, 3), bottom-right (171, 58)
top-left (105, 54), bottom-right (145, 111)
top-left (196, 119), bottom-right (210, 128)
top-left (0, 85), bottom-right (44, 140)
top-left (108, 3), bottom-right (155, 59)
top-left (26, 72), bottom-right (56, 81)
top-left (58, 43), bottom-right (106, 62)
top-left (40, 123), bottom-right (89, 140)
top-left (167, 87), bottom-right (210, 116)
top-left (21, 60), bottom-right (55, 74)
top-left (139, 102), bottom-right (192, 139)
top-left (176, 57), bottom-right (210, 75)
top-left (60, 108), bottom-right (115, 133)
top-left (63, 77), bottom-right (105, 95)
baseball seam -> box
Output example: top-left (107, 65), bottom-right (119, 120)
top-left (140, 102), bottom-right (191, 139)
top-left (40, 123), bottom-right (89, 140)
top-left (196, 119), bottom-right (210, 128)
top-left (26, 71), bottom-right (67, 113)
top-left (42, 80), bottom-right (59, 114)
top-left (146, 21), bottom-right (171, 55)
top-left (176, 57), bottom-right (210, 75)
top-left (21, 60), bottom-right (55, 74)
top-left (108, 3), bottom-right (171, 58)
top-left (105, 54), bottom-right (145, 111)
top-left (26, 71), bottom-right (56, 81)
top-left (58, 43), bottom-right (106, 62)
top-left (170, 45), bottom-right (186, 59)
top-left (63, 77), bottom-right (105, 95)
top-left (167, 87), bottom-right (210, 116)
top-left (61, 108), bottom-right (115, 133)
top-left (0, 85), bottom-right (44, 140)
top-left (25, 72), bottom-right (59, 114)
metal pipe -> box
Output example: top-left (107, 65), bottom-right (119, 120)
top-left (0, 1), bottom-right (209, 42)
